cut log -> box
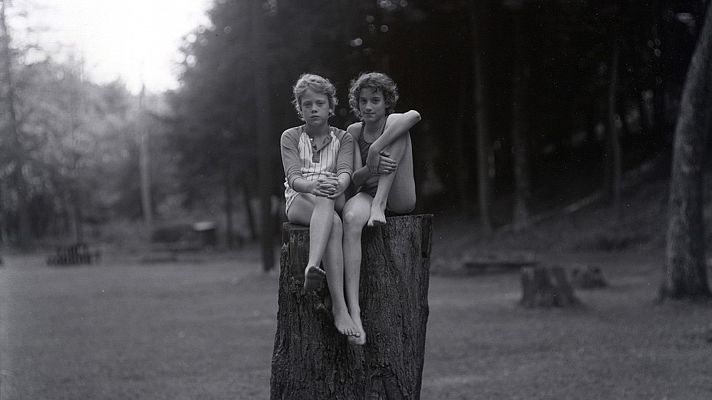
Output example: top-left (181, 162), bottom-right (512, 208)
top-left (570, 264), bottom-right (608, 289)
top-left (271, 214), bottom-right (433, 400)
top-left (520, 265), bottom-right (579, 308)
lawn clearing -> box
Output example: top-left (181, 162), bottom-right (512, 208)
top-left (1, 251), bottom-right (711, 399)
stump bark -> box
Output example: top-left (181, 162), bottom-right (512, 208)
top-left (271, 214), bottom-right (433, 400)
top-left (520, 266), bottom-right (579, 307)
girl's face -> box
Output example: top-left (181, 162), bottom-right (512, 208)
top-left (358, 87), bottom-right (387, 124)
top-left (300, 89), bottom-right (332, 127)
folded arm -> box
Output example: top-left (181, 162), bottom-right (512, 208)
top-left (366, 110), bottom-right (421, 173)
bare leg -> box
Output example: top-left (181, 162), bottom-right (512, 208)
top-left (288, 194), bottom-right (358, 337)
top-left (368, 134), bottom-right (416, 225)
top-left (287, 194), bottom-right (335, 269)
top-left (323, 212), bottom-right (359, 337)
top-left (385, 134), bottom-right (416, 213)
top-left (342, 193), bottom-right (372, 345)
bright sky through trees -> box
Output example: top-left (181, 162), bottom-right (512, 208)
top-left (19, 0), bottom-right (211, 93)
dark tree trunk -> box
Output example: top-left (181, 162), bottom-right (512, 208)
top-left (223, 164), bottom-right (234, 249)
top-left (240, 177), bottom-right (257, 240)
top-left (639, 91), bottom-right (653, 137)
top-left (471, 2), bottom-right (492, 234)
top-left (1, 1), bottom-right (30, 248)
top-left (271, 215), bottom-right (432, 400)
top-left (511, 12), bottom-right (530, 231)
top-left (72, 190), bottom-right (83, 244)
top-left (251, 1), bottom-right (275, 271)
top-left (661, 3), bottom-right (712, 301)
top-left (0, 181), bottom-right (6, 245)
top-left (605, 37), bottom-right (623, 219)
top-left (138, 88), bottom-right (153, 230)
top-left (454, 62), bottom-right (469, 214)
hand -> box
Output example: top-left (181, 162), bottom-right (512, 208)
top-left (310, 173), bottom-right (339, 197)
top-left (328, 177), bottom-right (348, 199)
top-left (375, 151), bottom-right (398, 175)
top-left (366, 146), bottom-right (382, 175)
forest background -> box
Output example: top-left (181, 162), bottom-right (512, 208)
top-left (0, 0), bottom-right (708, 274)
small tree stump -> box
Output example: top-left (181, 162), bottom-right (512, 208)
top-left (570, 264), bottom-right (608, 289)
top-left (520, 266), bottom-right (579, 307)
top-left (271, 215), bottom-right (433, 400)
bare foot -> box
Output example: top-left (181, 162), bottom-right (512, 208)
top-left (303, 265), bottom-right (326, 292)
top-left (333, 307), bottom-right (360, 338)
top-left (348, 312), bottom-right (367, 346)
top-left (367, 205), bottom-right (387, 227)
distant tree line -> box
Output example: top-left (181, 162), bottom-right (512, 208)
top-left (0, 2), bottom-right (178, 247)
top-left (0, 0), bottom-right (708, 258)
top-left (170, 0), bottom-right (703, 232)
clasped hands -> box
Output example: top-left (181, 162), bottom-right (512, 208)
top-left (310, 172), bottom-right (346, 198)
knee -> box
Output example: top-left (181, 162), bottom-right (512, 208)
top-left (400, 203), bottom-right (416, 214)
top-left (331, 213), bottom-right (343, 233)
top-left (314, 196), bottom-right (335, 208)
top-left (342, 208), bottom-right (367, 229)
top-left (390, 197), bottom-right (416, 214)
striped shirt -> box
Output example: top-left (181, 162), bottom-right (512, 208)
top-left (280, 125), bottom-right (353, 212)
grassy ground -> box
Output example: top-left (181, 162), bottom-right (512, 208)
top-left (1, 248), bottom-right (711, 400)
top-left (2, 175), bottom-right (712, 399)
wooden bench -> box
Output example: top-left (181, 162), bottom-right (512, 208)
top-left (46, 243), bottom-right (100, 266)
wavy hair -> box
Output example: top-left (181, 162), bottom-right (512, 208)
top-left (348, 72), bottom-right (399, 120)
top-left (291, 73), bottom-right (338, 120)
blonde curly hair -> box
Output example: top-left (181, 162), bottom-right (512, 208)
top-left (291, 73), bottom-right (338, 120)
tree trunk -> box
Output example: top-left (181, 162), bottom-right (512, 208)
top-left (471, 2), bottom-right (492, 234)
top-left (0, 1), bottom-right (30, 248)
top-left (251, 0), bottom-right (275, 271)
top-left (661, 2), bottom-right (712, 301)
top-left (511, 12), bottom-right (530, 231)
top-left (605, 37), bottom-right (622, 219)
top-left (240, 177), bottom-right (257, 240)
top-left (453, 62), bottom-right (469, 214)
top-left (223, 164), bottom-right (234, 249)
top-left (138, 87), bottom-right (153, 231)
top-left (72, 190), bottom-right (83, 244)
top-left (271, 215), bottom-right (432, 400)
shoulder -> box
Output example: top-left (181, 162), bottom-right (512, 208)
top-left (281, 126), bottom-right (302, 143)
top-left (331, 127), bottom-right (353, 144)
top-left (346, 122), bottom-right (362, 140)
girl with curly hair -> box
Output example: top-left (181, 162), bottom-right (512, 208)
top-left (341, 72), bottom-right (421, 345)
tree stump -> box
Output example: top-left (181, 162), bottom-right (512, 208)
top-left (570, 264), bottom-right (608, 289)
top-left (520, 266), bottom-right (579, 307)
top-left (271, 214), bottom-right (433, 400)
